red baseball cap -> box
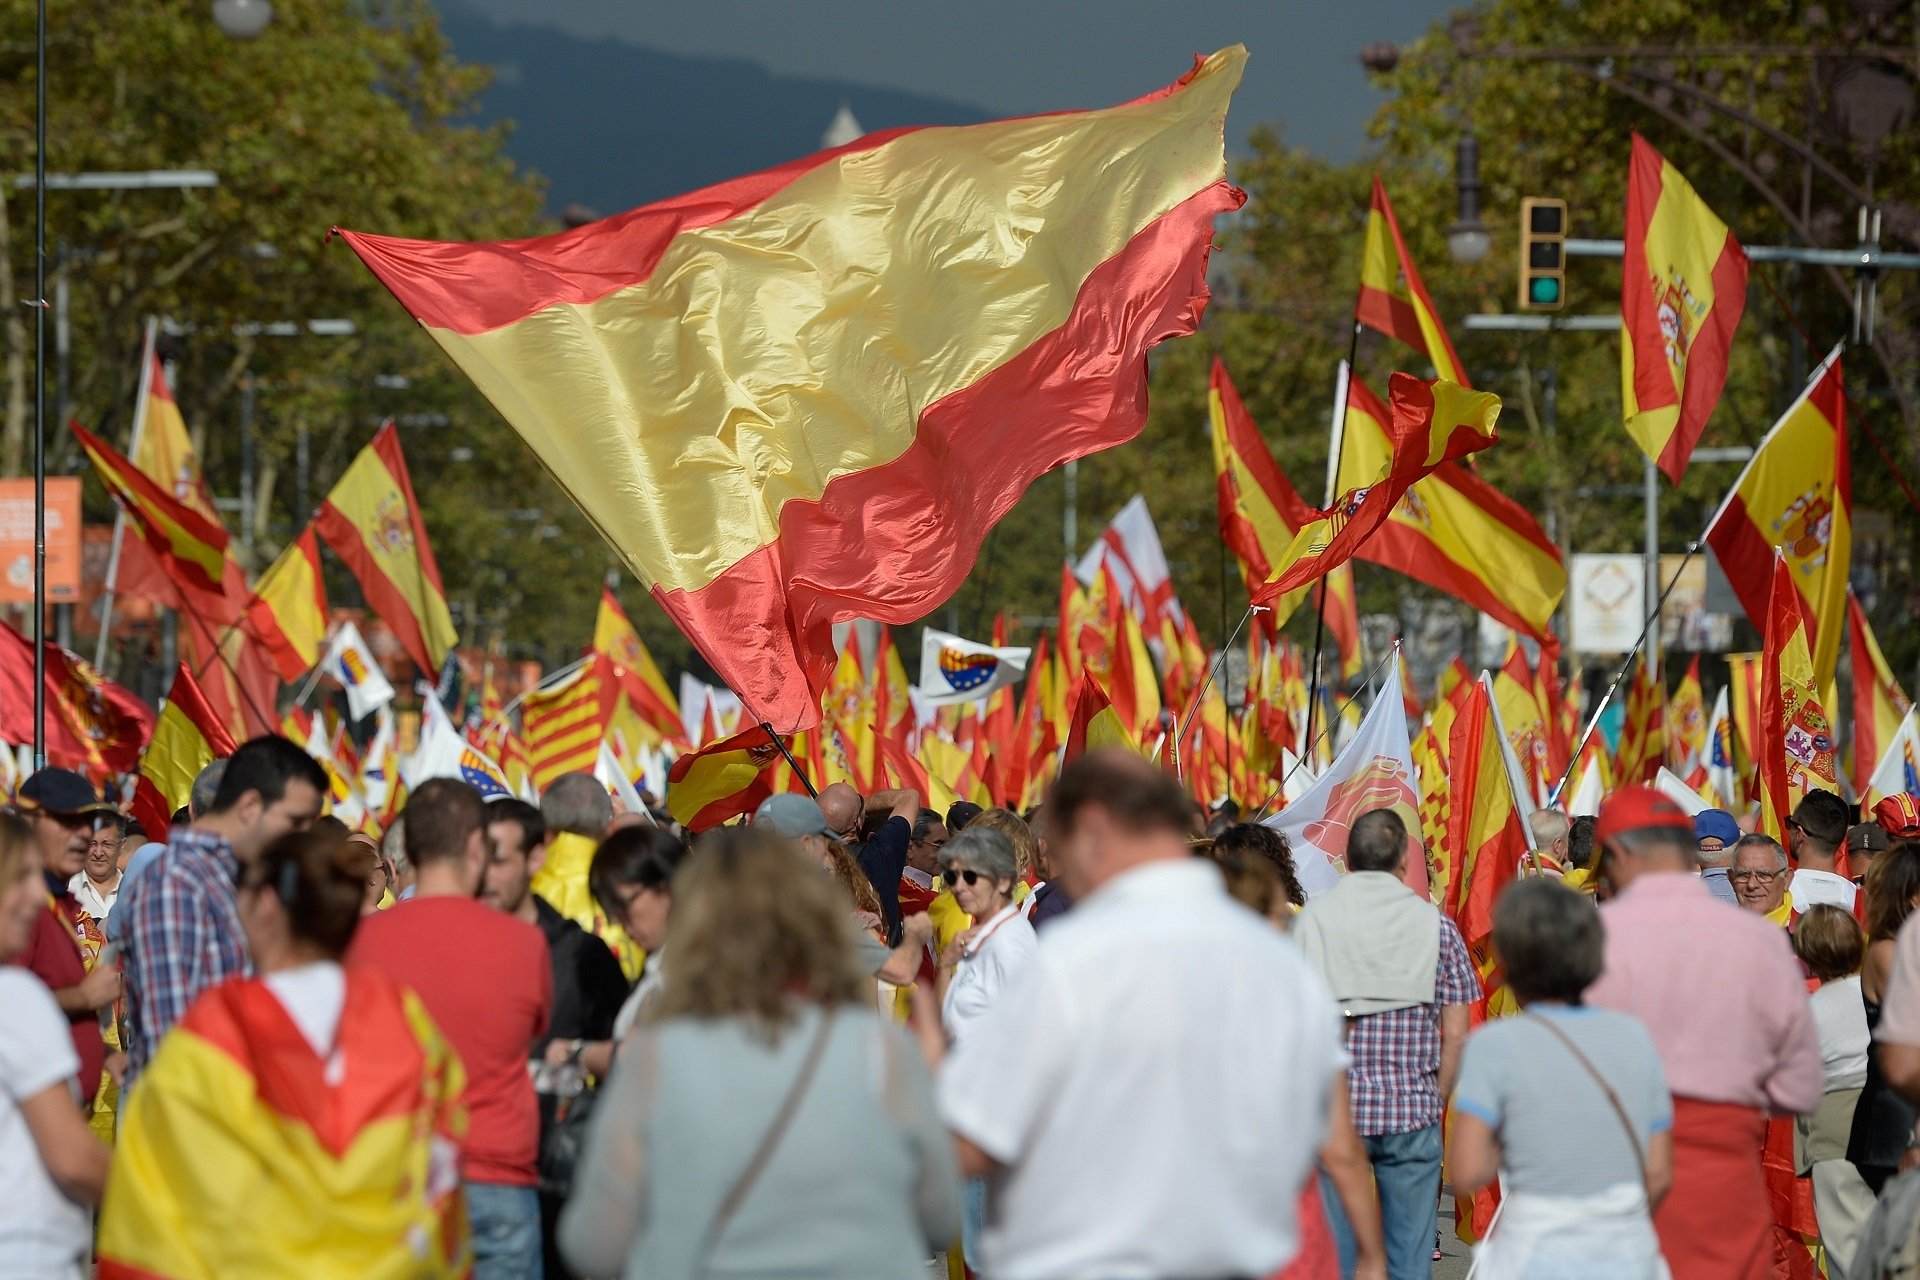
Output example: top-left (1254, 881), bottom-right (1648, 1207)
top-left (1595, 785), bottom-right (1694, 846)
top-left (1873, 793), bottom-right (1920, 840)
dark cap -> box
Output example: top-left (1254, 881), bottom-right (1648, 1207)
top-left (1847, 822), bottom-right (1891, 855)
top-left (1595, 785), bottom-right (1693, 847)
top-left (16, 768), bottom-right (112, 817)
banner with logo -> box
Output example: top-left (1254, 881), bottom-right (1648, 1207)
top-left (917, 628), bottom-right (1030, 707)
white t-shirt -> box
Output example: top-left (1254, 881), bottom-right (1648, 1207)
top-left (939, 858), bottom-right (1343, 1280)
top-left (1809, 975), bottom-right (1870, 1091)
top-left (261, 962), bottom-right (347, 1058)
top-left (1789, 867), bottom-right (1857, 913)
top-left (940, 902), bottom-right (1038, 1045)
top-left (0, 968), bottom-right (91, 1279)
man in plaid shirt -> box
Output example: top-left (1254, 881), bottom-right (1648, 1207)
top-left (1293, 808), bottom-right (1480, 1279)
top-left (118, 737), bottom-right (327, 1090)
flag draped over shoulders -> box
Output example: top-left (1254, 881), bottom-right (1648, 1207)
top-left (337, 48), bottom-right (1248, 731)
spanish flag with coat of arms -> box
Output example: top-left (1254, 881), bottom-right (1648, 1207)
top-left (339, 48), bottom-right (1248, 732)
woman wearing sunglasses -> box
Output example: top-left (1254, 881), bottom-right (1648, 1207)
top-left (934, 825), bottom-right (1039, 1270)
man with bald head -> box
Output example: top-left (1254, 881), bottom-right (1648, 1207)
top-left (819, 781), bottom-right (919, 944)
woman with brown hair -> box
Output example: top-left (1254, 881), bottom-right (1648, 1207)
top-left (559, 827), bottom-right (961, 1279)
top-left (1847, 840), bottom-right (1920, 1193)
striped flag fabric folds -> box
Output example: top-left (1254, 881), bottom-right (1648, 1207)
top-left (131, 663), bottom-right (238, 838)
top-left (666, 725), bottom-right (784, 831)
top-left (521, 656), bottom-right (615, 791)
top-left (1850, 592), bottom-right (1912, 796)
top-left (1355, 177), bottom-right (1470, 387)
top-left (338, 48), bottom-right (1248, 730)
top-left (247, 527), bottom-right (330, 683)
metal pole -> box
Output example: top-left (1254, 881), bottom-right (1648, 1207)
top-left (1304, 341), bottom-right (1360, 756)
top-left (762, 722), bottom-right (818, 800)
top-left (1177, 603), bottom-right (1268, 749)
top-left (1643, 455), bottom-right (1661, 675)
top-left (30, 0), bottom-right (46, 766)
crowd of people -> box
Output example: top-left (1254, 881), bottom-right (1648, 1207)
top-left (4, 731), bottom-right (1920, 1279)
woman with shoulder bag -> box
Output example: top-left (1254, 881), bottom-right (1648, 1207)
top-left (559, 827), bottom-right (962, 1279)
top-left (1448, 878), bottom-right (1675, 1279)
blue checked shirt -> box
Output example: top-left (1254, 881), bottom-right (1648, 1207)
top-left (120, 829), bottom-right (250, 1090)
top-left (1346, 916), bottom-right (1481, 1136)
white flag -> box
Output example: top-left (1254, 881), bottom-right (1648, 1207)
top-left (1699, 686), bottom-right (1738, 810)
top-left (359, 707), bottom-right (397, 816)
top-left (404, 691), bottom-right (511, 800)
top-left (1564, 756), bottom-right (1605, 818)
top-left (1264, 655), bottom-right (1424, 901)
top-left (596, 741), bottom-right (652, 821)
top-left (1654, 767), bottom-right (1710, 816)
top-left (322, 621), bottom-right (396, 721)
top-left (1075, 494), bottom-right (1184, 631)
top-left (917, 629), bottom-right (1030, 707)
top-left (1867, 707), bottom-right (1920, 807)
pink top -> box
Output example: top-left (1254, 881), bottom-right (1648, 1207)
top-left (1586, 871), bottom-right (1822, 1114)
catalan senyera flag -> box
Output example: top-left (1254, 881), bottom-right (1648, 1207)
top-left (666, 725), bottom-right (785, 830)
top-left (1248, 375), bottom-right (1504, 609)
top-left (1621, 134), bottom-right (1749, 483)
top-left (1850, 592), bottom-right (1913, 795)
top-left (245, 526), bottom-right (330, 682)
top-left (1706, 345), bottom-right (1850, 692)
top-left (1614, 659), bottom-right (1666, 786)
top-left (98, 969), bottom-right (469, 1279)
top-left (1338, 376), bottom-right (1564, 643)
top-left (521, 656), bottom-right (615, 791)
top-left (73, 421), bottom-right (237, 617)
top-left (1444, 675), bottom-right (1531, 951)
top-left (593, 589), bottom-right (682, 741)
top-left (339, 49), bottom-right (1246, 731)
top-left (130, 664), bottom-right (239, 838)
top-left (316, 423), bottom-right (458, 676)
top-left (1759, 551), bottom-right (1839, 839)
top-left (1355, 177), bottom-right (1469, 386)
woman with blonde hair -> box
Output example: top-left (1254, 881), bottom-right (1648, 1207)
top-left (560, 827), bottom-right (961, 1279)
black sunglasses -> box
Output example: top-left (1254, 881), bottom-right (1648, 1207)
top-left (941, 868), bottom-right (982, 887)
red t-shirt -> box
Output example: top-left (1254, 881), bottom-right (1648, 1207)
top-left (349, 896), bottom-right (551, 1186)
top-left (11, 896), bottom-right (104, 1105)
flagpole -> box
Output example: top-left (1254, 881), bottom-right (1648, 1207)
top-left (1249, 642), bottom-right (1401, 822)
top-left (30, 0), bottom-right (46, 765)
top-left (1177, 603), bottom-right (1268, 750)
top-left (94, 316), bottom-right (159, 670)
top-left (762, 722), bottom-right (818, 800)
top-left (1304, 341), bottom-right (1360, 755)
top-left (1481, 669), bottom-right (1544, 875)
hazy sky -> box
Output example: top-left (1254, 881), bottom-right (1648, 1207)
top-left (453, 0), bottom-right (1458, 158)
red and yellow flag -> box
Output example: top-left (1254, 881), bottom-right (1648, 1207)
top-left (114, 343), bottom-right (224, 604)
top-left (666, 725), bottom-right (784, 830)
top-left (1667, 655), bottom-right (1708, 772)
top-left (1849, 592), bottom-right (1912, 795)
top-left (521, 656), bottom-right (615, 790)
top-left (246, 526), bottom-right (330, 683)
top-left (73, 421), bottom-right (235, 609)
top-left (1759, 552), bottom-right (1839, 839)
top-left (593, 588), bottom-right (682, 742)
top-left (1706, 346), bottom-right (1851, 692)
top-left (1444, 676), bottom-right (1531, 951)
top-left (1614, 659), bottom-right (1666, 786)
top-left (131, 663), bottom-right (239, 838)
top-left (1247, 375), bottom-right (1503, 609)
top-left (1621, 134), bottom-right (1749, 483)
top-left (1062, 675), bottom-right (1135, 765)
top-left (315, 423), bottom-right (458, 676)
top-left (339, 49), bottom-right (1246, 731)
top-left (1338, 376), bottom-right (1564, 643)
top-left (1492, 646), bottom-right (1549, 805)
top-left (0, 622), bottom-right (152, 777)
top-left (1355, 177), bottom-right (1469, 386)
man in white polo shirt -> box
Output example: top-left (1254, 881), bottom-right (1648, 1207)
top-left (936, 750), bottom-right (1344, 1279)
top-left (1788, 789), bottom-right (1857, 913)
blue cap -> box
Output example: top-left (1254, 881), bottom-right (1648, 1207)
top-left (1693, 808), bottom-right (1740, 847)
top-left (753, 793), bottom-right (833, 839)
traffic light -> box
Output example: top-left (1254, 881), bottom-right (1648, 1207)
top-left (1518, 197), bottom-right (1568, 311)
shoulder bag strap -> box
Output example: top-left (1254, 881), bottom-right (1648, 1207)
top-left (1524, 1011), bottom-right (1650, 1195)
top-left (699, 1007), bottom-right (837, 1261)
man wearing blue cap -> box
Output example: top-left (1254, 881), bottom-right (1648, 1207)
top-left (1694, 808), bottom-right (1742, 905)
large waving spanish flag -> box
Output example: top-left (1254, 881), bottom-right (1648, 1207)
top-left (666, 724), bottom-right (785, 830)
top-left (1850, 592), bottom-right (1912, 795)
top-left (1355, 178), bottom-right (1469, 386)
top-left (99, 969), bottom-right (470, 1278)
top-left (1759, 551), bottom-right (1839, 839)
top-left (1337, 375), bottom-right (1564, 643)
top-left (316, 423), bottom-right (458, 676)
top-left (339, 49), bottom-right (1246, 731)
top-left (131, 664), bottom-right (238, 838)
top-left (1247, 374), bottom-right (1503, 608)
top-left (1706, 345), bottom-right (1850, 691)
top-left (1622, 134), bottom-right (1749, 483)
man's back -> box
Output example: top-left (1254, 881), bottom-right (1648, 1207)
top-left (939, 859), bottom-right (1341, 1280)
top-left (349, 897), bottom-right (551, 1185)
top-left (1587, 871), bottom-right (1821, 1112)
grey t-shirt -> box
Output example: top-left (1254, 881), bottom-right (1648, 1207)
top-left (1453, 1005), bottom-right (1671, 1197)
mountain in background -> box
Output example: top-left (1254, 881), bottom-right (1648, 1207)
top-left (438, 3), bottom-right (992, 216)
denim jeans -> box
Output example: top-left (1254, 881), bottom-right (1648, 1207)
top-left (466, 1181), bottom-right (543, 1280)
top-left (1321, 1123), bottom-right (1443, 1280)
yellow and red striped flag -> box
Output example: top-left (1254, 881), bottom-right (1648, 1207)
top-left (1247, 375), bottom-right (1503, 609)
top-left (72, 422), bottom-right (236, 614)
top-left (1444, 675), bottom-right (1532, 951)
top-left (1622, 134), bottom-right (1749, 483)
top-left (1614, 659), bottom-right (1666, 786)
top-left (130, 663), bottom-right (239, 838)
top-left (1727, 651), bottom-right (1763, 769)
top-left (1667, 655), bottom-right (1709, 772)
top-left (1355, 177), bottom-right (1469, 386)
top-left (315, 423), bottom-right (458, 676)
top-left (666, 725), bottom-right (784, 830)
top-left (1338, 375), bottom-right (1564, 644)
top-left (1849, 592), bottom-right (1912, 796)
top-left (593, 588), bottom-right (682, 742)
top-left (1706, 346), bottom-right (1851, 692)
top-left (339, 49), bottom-right (1246, 731)
top-left (521, 656), bottom-right (614, 791)
top-left (1759, 551), bottom-right (1839, 839)
top-left (246, 526), bottom-right (330, 682)
top-left (114, 341), bottom-right (223, 603)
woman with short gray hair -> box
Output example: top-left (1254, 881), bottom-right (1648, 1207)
top-left (1447, 878), bottom-right (1674, 1278)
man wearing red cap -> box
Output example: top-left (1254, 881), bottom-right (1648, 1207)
top-left (1872, 793), bottom-right (1920, 842)
top-left (1584, 786), bottom-right (1822, 1280)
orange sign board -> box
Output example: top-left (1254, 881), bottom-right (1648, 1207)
top-left (0, 477), bottom-right (83, 603)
